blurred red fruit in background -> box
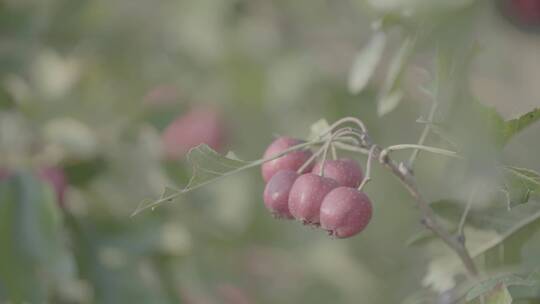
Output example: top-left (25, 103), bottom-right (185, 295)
top-left (162, 105), bottom-right (226, 160)
top-left (143, 84), bottom-right (181, 106)
top-left (38, 167), bottom-right (68, 207)
top-left (500, 0), bottom-right (540, 28)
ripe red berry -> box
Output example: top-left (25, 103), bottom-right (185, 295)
top-left (162, 105), bottom-right (226, 160)
top-left (312, 158), bottom-right (364, 188)
top-left (263, 170), bottom-right (298, 219)
top-left (288, 173), bottom-right (339, 224)
top-left (261, 137), bottom-right (313, 182)
top-left (320, 187), bottom-right (372, 238)
top-left (38, 167), bottom-right (68, 207)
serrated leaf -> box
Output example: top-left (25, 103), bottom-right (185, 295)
top-left (377, 36), bottom-right (414, 116)
top-left (348, 31), bottom-right (386, 94)
top-left (133, 142), bottom-right (316, 215)
top-left (503, 108), bottom-right (540, 144)
top-left (183, 144), bottom-right (250, 190)
top-left (132, 144), bottom-right (254, 215)
top-left (467, 274), bottom-right (536, 301)
top-left (307, 118), bottom-right (331, 141)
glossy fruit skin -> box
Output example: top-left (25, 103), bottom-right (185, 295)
top-left (312, 158), bottom-right (364, 188)
top-left (263, 170), bottom-right (298, 219)
top-left (38, 167), bottom-right (68, 207)
top-left (288, 173), bottom-right (339, 224)
top-left (320, 187), bottom-right (372, 238)
top-left (162, 106), bottom-right (226, 160)
top-left (261, 137), bottom-right (313, 182)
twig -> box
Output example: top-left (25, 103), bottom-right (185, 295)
top-left (337, 141), bottom-right (478, 276)
top-left (381, 144), bottom-right (461, 159)
top-left (408, 96), bottom-right (439, 167)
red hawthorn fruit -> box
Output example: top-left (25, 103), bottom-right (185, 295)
top-left (261, 137), bottom-right (313, 182)
top-left (312, 158), bottom-right (364, 188)
top-left (320, 187), bottom-right (372, 238)
top-left (263, 170), bottom-right (298, 219)
top-left (288, 173), bottom-right (339, 224)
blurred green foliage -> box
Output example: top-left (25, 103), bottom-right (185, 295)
top-left (1, 0), bottom-right (540, 303)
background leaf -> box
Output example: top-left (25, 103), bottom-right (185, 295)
top-left (503, 108), bottom-right (540, 144)
top-left (421, 200), bottom-right (540, 291)
top-left (348, 31), bottom-right (386, 94)
top-left (377, 36), bottom-right (414, 116)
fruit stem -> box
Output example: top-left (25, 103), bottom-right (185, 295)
top-left (331, 144), bottom-right (338, 160)
top-left (319, 128), bottom-right (351, 176)
top-left (298, 144), bottom-right (326, 174)
top-left (321, 117), bottom-right (368, 138)
top-left (381, 144), bottom-right (461, 159)
top-left (357, 146), bottom-right (376, 192)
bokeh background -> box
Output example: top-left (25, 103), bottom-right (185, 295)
top-left (1, 0), bottom-right (540, 303)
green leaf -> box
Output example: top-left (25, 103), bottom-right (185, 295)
top-left (0, 172), bottom-right (71, 302)
top-left (0, 86), bottom-right (15, 110)
top-left (348, 31), bottom-right (386, 94)
top-left (134, 139), bottom-right (321, 215)
top-left (501, 166), bottom-right (540, 208)
top-left (466, 274), bottom-right (536, 301)
top-left (422, 201), bottom-right (540, 291)
top-left (467, 283), bottom-right (513, 304)
top-left (377, 90), bottom-right (404, 117)
top-left (509, 269), bottom-right (540, 300)
top-left (180, 144), bottom-right (250, 191)
top-left (503, 108), bottom-right (540, 144)
top-left (377, 36), bottom-right (414, 116)
top-left (504, 166), bottom-right (540, 189)
top-left (431, 199), bottom-right (540, 234)
top-left (132, 144), bottom-right (251, 215)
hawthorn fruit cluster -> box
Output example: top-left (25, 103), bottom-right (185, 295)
top-left (261, 137), bottom-right (373, 238)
